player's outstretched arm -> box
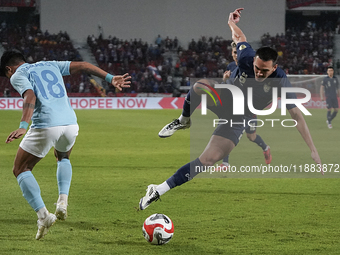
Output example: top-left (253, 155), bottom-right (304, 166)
top-left (228, 8), bottom-right (247, 44)
top-left (288, 107), bottom-right (323, 172)
top-left (69, 61), bottom-right (131, 91)
top-left (6, 89), bottom-right (35, 143)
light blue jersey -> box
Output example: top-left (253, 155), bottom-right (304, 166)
top-left (10, 61), bottom-right (77, 128)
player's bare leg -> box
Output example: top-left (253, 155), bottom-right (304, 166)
top-left (139, 135), bottom-right (234, 210)
top-left (13, 147), bottom-right (57, 240)
top-left (198, 135), bottom-right (234, 166)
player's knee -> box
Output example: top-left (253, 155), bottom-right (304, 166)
top-left (55, 152), bottom-right (69, 161)
top-left (193, 79), bottom-right (212, 95)
top-left (199, 155), bottom-right (222, 167)
top-left (199, 158), bottom-right (213, 167)
top-left (12, 166), bottom-right (28, 178)
top-left (58, 155), bottom-right (69, 162)
top-left (193, 79), bottom-right (220, 106)
top-left (247, 133), bottom-right (256, 141)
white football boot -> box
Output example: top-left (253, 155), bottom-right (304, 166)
top-left (139, 184), bottom-right (160, 210)
top-left (36, 213), bottom-right (57, 240)
top-left (55, 201), bottom-right (68, 220)
top-left (158, 119), bottom-right (191, 138)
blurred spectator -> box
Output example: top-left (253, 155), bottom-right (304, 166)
top-left (155, 35), bottom-right (162, 47)
top-left (0, 23), bottom-right (92, 96)
top-left (261, 21), bottom-right (334, 74)
top-left (3, 87), bottom-right (10, 97)
top-left (2, 18), bottom-right (333, 97)
top-left (336, 59), bottom-right (340, 74)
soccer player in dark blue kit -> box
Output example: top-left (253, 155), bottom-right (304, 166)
top-left (139, 8), bottom-right (322, 210)
top-left (320, 66), bottom-right (339, 128)
top-left (221, 41), bottom-right (271, 166)
top-left (224, 41), bottom-right (238, 76)
top-left (159, 41), bottom-right (272, 166)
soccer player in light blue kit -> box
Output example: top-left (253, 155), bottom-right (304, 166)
top-left (1, 50), bottom-right (131, 240)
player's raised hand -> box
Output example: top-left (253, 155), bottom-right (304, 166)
top-left (229, 8), bottom-right (244, 24)
top-left (5, 128), bottom-right (27, 143)
top-left (223, 70), bottom-right (231, 82)
top-left (112, 73), bottom-right (131, 91)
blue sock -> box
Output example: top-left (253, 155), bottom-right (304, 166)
top-left (222, 154), bottom-right (229, 163)
top-left (57, 158), bottom-right (72, 195)
top-left (17, 171), bottom-right (45, 212)
top-left (182, 90), bottom-right (191, 117)
top-left (166, 158), bottom-right (203, 188)
top-left (330, 111), bottom-right (338, 121)
top-left (327, 111), bottom-right (332, 122)
top-left (182, 87), bottom-right (202, 117)
top-left (252, 135), bottom-right (267, 150)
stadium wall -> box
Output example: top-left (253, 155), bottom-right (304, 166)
top-left (40, 0), bottom-right (286, 45)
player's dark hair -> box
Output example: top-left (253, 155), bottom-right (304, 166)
top-left (255, 47), bottom-right (278, 66)
top-left (0, 50), bottom-right (26, 76)
top-left (328, 66), bottom-right (334, 70)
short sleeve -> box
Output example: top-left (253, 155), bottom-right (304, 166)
top-left (10, 71), bottom-right (33, 97)
top-left (48, 61), bottom-right (71, 76)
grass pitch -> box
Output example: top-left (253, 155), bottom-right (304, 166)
top-left (0, 109), bottom-right (339, 254)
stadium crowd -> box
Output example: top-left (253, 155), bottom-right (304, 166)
top-left (88, 33), bottom-right (234, 94)
top-left (0, 20), bottom-right (337, 97)
top-left (261, 21), bottom-right (335, 74)
top-left (0, 23), bottom-right (95, 97)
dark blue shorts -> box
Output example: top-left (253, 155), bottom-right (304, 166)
top-left (211, 115), bottom-right (257, 145)
top-left (201, 78), bottom-right (256, 144)
top-left (212, 121), bottom-right (246, 146)
top-left (326, 96), bottom-right (339, 109)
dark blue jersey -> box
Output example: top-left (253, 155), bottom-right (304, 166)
top-left (321, 76), bottom-right (339, 98)
top-left (225, 65), bottom-right (239, 85)
top-left (226, 61), bottom-right (237, 72)
top-left (229, 42), bottom-right (297, 116)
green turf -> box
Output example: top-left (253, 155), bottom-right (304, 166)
top-left (0, 109), bottom-right (339, 254)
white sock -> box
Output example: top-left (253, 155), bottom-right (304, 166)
top-left (57, 194), bottom-right (68, 205)
top-left (156, 181), bottom-right (171, 196)
top-left (178, 115), bottom-right (190, 124)
top-left (37, 207), bottom-right (49, 219)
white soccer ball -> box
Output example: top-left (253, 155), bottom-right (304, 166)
top-left (142, 213), bottom-right (174, 245)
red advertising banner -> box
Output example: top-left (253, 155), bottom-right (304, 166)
top-left (0, 0), bottom-right (35, 7)
top-left (0, 97), bottom-right (186, 110)
top-left (0, 97), bottom-right (335, 110)
top-left (286, 0), bottom-right (320, 9)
